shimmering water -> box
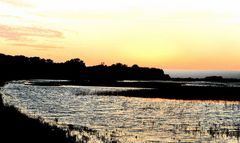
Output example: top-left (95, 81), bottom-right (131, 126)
top-left (2, 80), bottom-right (240, 143)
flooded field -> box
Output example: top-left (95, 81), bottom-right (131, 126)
top-left (1, 80), bottom-right (240, 142)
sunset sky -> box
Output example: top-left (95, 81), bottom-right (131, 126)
top-left (1, 0), bottom-right (240, 70)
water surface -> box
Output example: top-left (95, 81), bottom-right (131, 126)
top-left (2, 80), bottom-right (240, 142)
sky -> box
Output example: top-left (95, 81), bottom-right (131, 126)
top-left (1, 0), bottom-right (240, 70)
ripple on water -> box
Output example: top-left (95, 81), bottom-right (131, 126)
top-left (2, 80), bottom-right (240, 143)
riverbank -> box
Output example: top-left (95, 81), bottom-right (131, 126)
top-left (0, 81), bottom-right (77, 143)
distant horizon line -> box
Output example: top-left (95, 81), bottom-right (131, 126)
top-left (165, 69), bottom-right (240, 72)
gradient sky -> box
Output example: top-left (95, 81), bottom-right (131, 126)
top-left (1, 0), bottom-right (240, 70)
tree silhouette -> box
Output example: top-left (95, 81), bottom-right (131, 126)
top-left (132, 64), bottom-right (139, 69)
top-left (0, 53), bottom-right (170, 80)
top-left (65, 58), bottom-right (86, 68)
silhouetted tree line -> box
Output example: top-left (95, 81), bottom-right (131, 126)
top-left (0, 53), bottom-right (170, 80)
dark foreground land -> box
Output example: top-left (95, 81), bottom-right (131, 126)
top-left (0, 81), bottom-right (77, 143)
